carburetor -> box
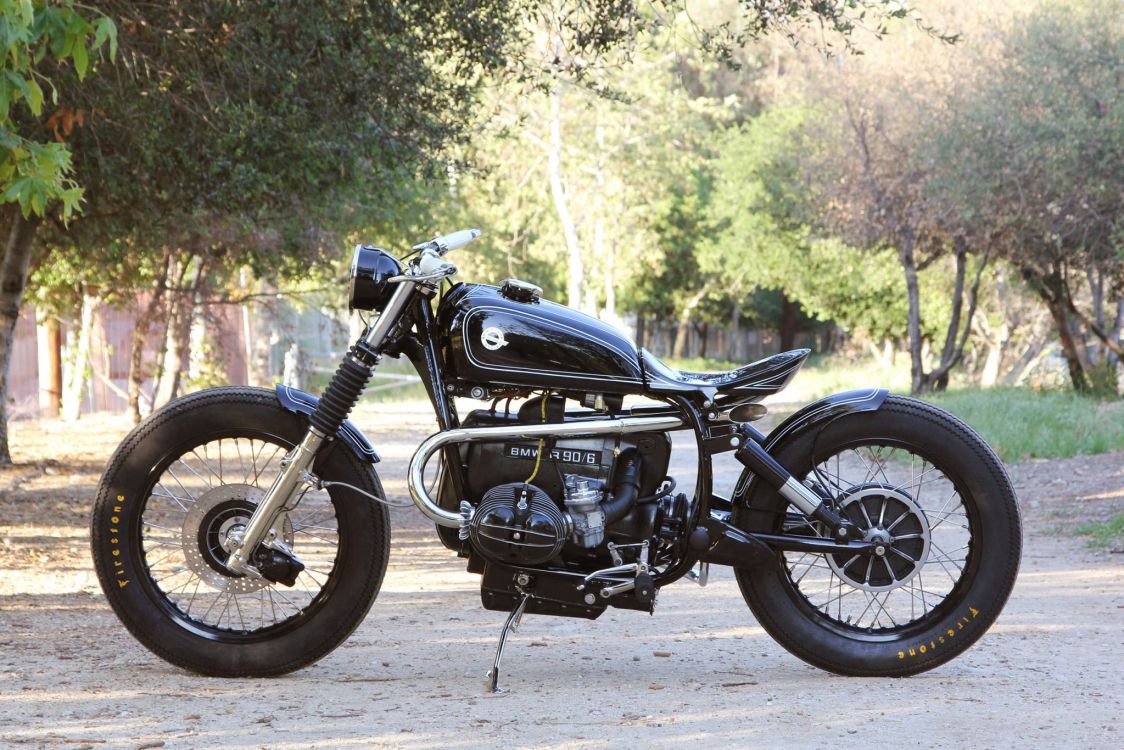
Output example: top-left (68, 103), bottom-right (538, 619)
top-left (563, 474), bottom-right (605, 548)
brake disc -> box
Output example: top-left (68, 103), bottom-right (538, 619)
top-left (179, 483), bottom-right (293, 594)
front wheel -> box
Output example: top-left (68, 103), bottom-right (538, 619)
top-left (733, 396), bottom-right (1021, 676)
top-left (90, 387), bottom-right (390, 677)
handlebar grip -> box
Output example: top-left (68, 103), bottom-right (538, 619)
top-left (436, 228), bottom-right (481, 251)
top-left (410, 228), bottom-right (482, 255)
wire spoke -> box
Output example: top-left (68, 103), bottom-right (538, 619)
top-left (786, 442), bottom-right (973, 632)
top-left (140, 436), bottom-right (338, 635)
top-left (153, 485), bottom-right (190, 512)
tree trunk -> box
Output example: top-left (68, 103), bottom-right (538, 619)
top-left (155, 256), bottom-right (205, 406)
top-left (934, 240), bottom-right (968, 390)
top-left (61, 291), bottom-right (100, 421)
top-left (931, 239), bottom-right (990, 391)
top-left (127, 250), bottom-right (172, 423)
top-left (728, 298), bottom-right (741, 362)
top-left (250, 284), bottom-right (280, 387)
top-left (779, 291), bottom-right (797, 352)
top-left (672, 288), bottom-right (707, 360)
top-left (1087, 267), bottom-right (1105, 363)
top-left (897, 228), bottom-right (927, 394)
top-left (36, 314), bottom-right (62, 417)
top-left (1046, 297), bottom-right (1089, 391)
top-left (0, 211), bottom-right (40, 464)
top-left (672, 314), bottom-right (691, 360)
top-left (548, 85), bottom-right (583, 310)
top-left (635, 315), bottom-right (646, 350)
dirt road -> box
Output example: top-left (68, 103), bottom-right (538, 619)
top-left (1, 401), bottom-right (1121, 749)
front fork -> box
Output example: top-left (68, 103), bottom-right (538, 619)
top-left (226, 279), bottom-right (418, 578)
top-left (226, 430), bottom-right (326, 576)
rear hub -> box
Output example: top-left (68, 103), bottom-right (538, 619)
top-left (827, 484), bottom-right (930, 592)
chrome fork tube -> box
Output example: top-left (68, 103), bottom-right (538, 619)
top-left (226, 280), bottom-right (418, 577)
top-left (226, 430), bottom-right (325, 575)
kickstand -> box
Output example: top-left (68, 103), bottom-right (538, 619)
top-left (486, 593), bottom-right (530, 694)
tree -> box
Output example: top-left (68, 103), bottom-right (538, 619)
top-left (0, 0), bottom-right (114, 462)
top-left (929, 0), bottom-right (1124, 392)
top-left (705, 105), bottom-right (911, 351)
top-left (32, 0), bottom-right (540, 423)
top-left (1, 0), bottom-right (959, 456)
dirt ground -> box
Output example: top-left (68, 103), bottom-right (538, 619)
top-left (0, 399), bottom-right (1121, 749)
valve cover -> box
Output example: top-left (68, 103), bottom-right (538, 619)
top-left (468, 482), bottom-right (569, 566)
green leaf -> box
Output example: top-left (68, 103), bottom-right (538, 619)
top-left (73, 41), bottom-right (88, 80)
top-left (5, 71), bottom-right (37, 114)
top-left (25, 78), bottom-right (42, 114)
top-left (93, 18), bottom-right (118, 59)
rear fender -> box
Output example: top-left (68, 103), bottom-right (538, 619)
top-left (733, 388), bottom-right (888, 501)
top-left (275, 384), bottom-right (380, 463)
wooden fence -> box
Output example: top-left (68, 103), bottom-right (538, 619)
top-left (9, 301), bottom-right (249, 420)
top-left (9, 303), bottom-right (815, 420)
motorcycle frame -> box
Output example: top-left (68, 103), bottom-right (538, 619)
top-left (394, 292), bottom-right (877, 587)
top-left (227, 264), bottom-right (882, 581)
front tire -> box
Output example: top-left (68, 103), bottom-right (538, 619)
top-left (733, 396), bottom-right (1021, 676)
top-left (91, 387), bottom-right (390, 677)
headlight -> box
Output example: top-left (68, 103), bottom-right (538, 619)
top-left (348, 245), bottom-right (402, 312)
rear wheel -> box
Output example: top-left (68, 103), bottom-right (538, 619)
top-left (733, 396), bottom-right (1021, 676)
top-left (91, 387), bottom-right (390, 677)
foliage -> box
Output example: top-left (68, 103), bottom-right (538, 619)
top-left (0, 0), bottom-right (114, 219)
top-left (927, 0), bottom-right (1124, 391)
top-left (704, 105), bottom-right (915, 341)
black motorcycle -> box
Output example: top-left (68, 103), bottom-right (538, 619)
top-left (92, 229), bottom-right (1021, 691)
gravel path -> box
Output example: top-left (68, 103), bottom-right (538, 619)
top-left (0, 400), bottom-right (1121, 749)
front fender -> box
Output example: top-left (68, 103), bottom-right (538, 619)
top-left (275, 384), bottom-right (380, 463)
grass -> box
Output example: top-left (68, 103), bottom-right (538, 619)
top-left (672, 353), bottom-right (1124, 463)
top-left (926, 388), bottom-right (1124, 462)
top-left (1075, 514), bottom-right (1124, 550)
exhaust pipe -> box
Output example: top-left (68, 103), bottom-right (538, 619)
top-left (407, 415), bottom-right (685, 528)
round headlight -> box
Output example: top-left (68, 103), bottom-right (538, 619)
top-left (348, 245), bottom-right (402, 312)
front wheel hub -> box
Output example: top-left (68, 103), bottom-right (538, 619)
top-left (180, 484), bottom-right (293, 593)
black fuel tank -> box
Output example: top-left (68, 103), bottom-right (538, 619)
top-left (437, 283), bottom-right (645, 394)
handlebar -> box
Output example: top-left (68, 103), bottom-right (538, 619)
top-left (412, 228), bottom-right (481, 254)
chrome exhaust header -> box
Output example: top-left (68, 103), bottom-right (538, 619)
top-left (407, 415), bottom-right (685, 528)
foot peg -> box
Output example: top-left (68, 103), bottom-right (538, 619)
top-left (486, 593), bottom-right (530, 694)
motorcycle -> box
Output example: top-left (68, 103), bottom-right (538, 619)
top-left (92, 229), bottom-right (1022, 691)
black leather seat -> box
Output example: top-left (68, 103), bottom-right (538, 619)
top-left (641, 348), bottom-right (810, 399)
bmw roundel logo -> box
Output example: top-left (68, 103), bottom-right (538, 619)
top-left (480, 326), bottom-right (509, 351)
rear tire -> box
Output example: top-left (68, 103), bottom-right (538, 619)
top-left (733, 396), bottom-right (1021, 676)
top-left (91, 387), bottom-right (390, 677)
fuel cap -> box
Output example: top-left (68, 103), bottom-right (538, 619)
top-left (500, 278), bottom-right (542, 303)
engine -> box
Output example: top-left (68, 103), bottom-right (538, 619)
top-left (438, 395), bottom-right (672, 569)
